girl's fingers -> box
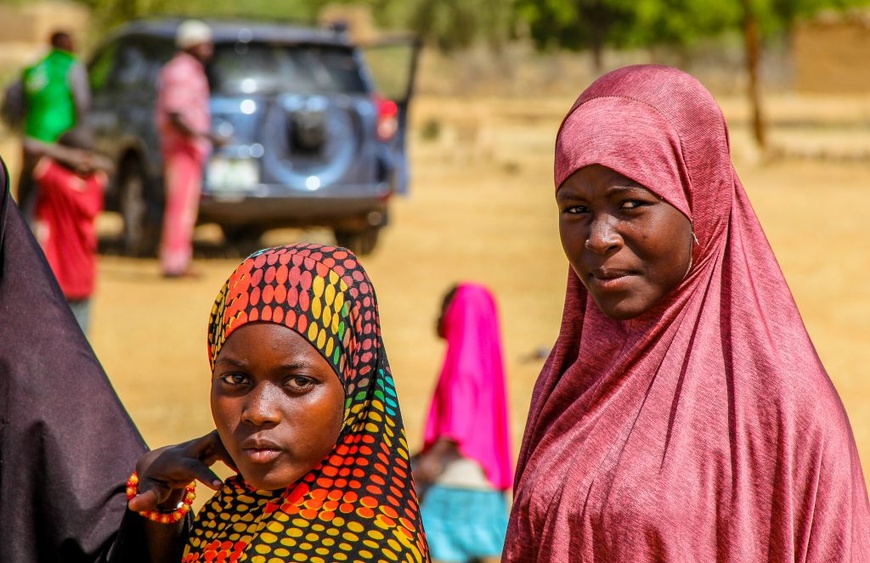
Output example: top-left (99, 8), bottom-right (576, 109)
top-left (182, 458), bottom-right (224, 490)
top-left (133, 430), bottom-right (236, 502)
top-left (207, 433), bottom-right (238, 471)
top-left (192, 430), bottom-right (238, 472)
top-left (127, 483), bottom-right (163, 512)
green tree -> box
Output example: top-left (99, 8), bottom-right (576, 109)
top-left (742, 0), bottom-right (870, 148)
top-left (305, 0), bottom-right (515, 51)
top-left (515, 0), bottom-right (869, 53)
top-left (515, 0), bottom-right (869, 149)
top-left (515, 0), bottom-right (639, 68)
top-left (75, 0), bottom-right (319, 30)
top-left (628, 0), bottom-right (740, 48)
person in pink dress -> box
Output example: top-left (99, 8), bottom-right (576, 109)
top-left (156, 19), bottom-right (223, 278)
top-left (413, 282), bottom-right (514, 563)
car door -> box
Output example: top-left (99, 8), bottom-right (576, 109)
top-left (88, 35), bottom-right (173, 187)
top-left (360, 34), bottom-right (422, 196)
top-left (86, 39), bottom-right (124, 180)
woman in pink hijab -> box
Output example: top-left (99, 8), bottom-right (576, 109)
top-left (414, 282), bottom-right (513, 563)
top-left (504, 65), bottom-right (869, 561)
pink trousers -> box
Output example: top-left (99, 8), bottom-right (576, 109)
top-left (159, 144), bottom-right (206, 276)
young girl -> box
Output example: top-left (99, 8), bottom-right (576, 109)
top-left (119, 243), bottom-right (429, 562)
top-left (413, 283), bottom-right (513, 563)
top-left (30, 125), bottom-right (110, 334)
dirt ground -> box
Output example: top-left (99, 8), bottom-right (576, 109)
top-left (3, 91), bottom-right (869, 498)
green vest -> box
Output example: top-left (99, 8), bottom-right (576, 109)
top-left (22, 49), bottom-right (78, 142)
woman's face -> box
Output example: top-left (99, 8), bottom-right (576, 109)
top-left (557, 164), bottom-right (693, 320)
top-left (189, 40), bottom-right (214, 61)
top-left (435, 286), bottom-right (459, 339)
top-left (211, 322), bottom-right (345, 490)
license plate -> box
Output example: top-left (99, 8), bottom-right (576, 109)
top-left (207, 158), bottom-right (259, 192)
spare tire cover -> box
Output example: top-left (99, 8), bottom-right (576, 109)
top-left (261, 94), bottom-right (359, 190)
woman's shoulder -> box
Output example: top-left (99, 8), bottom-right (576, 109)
top-left (758, 359), bottom-right (857, 461)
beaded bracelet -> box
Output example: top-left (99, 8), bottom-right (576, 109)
top-left (126, 471), bottom-right (196, 524)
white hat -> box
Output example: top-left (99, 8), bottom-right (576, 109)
top-left (176, 19), bottom-right (212, 49)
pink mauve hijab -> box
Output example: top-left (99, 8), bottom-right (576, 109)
top-left (423, 283), bottom-right (514, 490)
top-left (504, 65), bottom-right (870, 561)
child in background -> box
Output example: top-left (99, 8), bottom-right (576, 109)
top-left (413, 283), bottom-right (513, 563)
top-left (29, 125), bottom-right (110, 334)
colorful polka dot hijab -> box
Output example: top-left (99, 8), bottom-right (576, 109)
top-left (183, 244), bottom-right (429, 563)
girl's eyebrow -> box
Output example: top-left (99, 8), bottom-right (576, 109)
top-left (214, 356), bottom-right (248, 368)
top-left (604, 184), bottom-right (649, 195)
top-left (214, 356), bottom-right (320, 371)
top-left (556, 190), bottom-right (584, 202)
top-left (557, 184), bottom-right (651, 201)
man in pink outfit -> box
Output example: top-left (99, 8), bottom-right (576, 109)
top-left (156, 19), bottom-right (223, 278)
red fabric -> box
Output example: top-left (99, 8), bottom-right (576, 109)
top-left (33, 158), bottom-right (104, 300)
top-left (505, 65), bottom-right (870, 561)
top-left (423, 283), bottom-right (514, 490)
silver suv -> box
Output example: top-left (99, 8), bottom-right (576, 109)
top-left (86, 18), bottom-right (419, 255)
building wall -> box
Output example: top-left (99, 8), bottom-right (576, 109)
top-left (0, 1), bottom-right (90, 77)
top-left (794, 11), bottom-right (870, 93)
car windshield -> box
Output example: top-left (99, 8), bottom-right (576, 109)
top-left (209, 42), bottom-right (367, 96)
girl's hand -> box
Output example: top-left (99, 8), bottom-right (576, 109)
top-left (412, 438), bottom-right (460, 486)
top-left (412, 451), bottom-right (442, 486)
top-left (128, 430), bottom-right (236, 513)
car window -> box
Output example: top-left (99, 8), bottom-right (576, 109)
top-left (360, 39), bottom-right (420, 103)
top-left (113, 37), bottom-right (173, 91)
top-left (88, 43), bottom-right (118, 94)
top-left (88, 35), bottom-right (174, 95)
top-left (209, 42), bottom-right (367, 96)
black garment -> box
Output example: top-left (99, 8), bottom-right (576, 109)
top-left (14, 147), bottom-right (39, 222)
top-left (0, 157), bottom-right (149, 562)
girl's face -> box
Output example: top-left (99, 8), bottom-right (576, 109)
top-left (211, 322), bottom-right (345, 490)
top-left (435, 286), bottom-right (459, 339)
top-left (557, 164), bottom-right (693, 320)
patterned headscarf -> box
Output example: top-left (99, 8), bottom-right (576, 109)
top-left (184, 243), bottom-right (429, 563)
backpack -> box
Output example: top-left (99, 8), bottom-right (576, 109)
top-left (1, 78), bottom-right (26, 131)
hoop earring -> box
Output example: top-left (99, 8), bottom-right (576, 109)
top-left (685, 231), bottom-right (699, 276)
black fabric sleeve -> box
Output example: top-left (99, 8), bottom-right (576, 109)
top-left (103, 509), bottom-right (191, 563)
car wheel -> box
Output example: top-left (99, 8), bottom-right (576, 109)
top-left (334, 227), bottom-right (381, 256)
top-left (119, 159), bottom-right (159, 257)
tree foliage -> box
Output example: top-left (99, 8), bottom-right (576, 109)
top-left (14, 0), bottom-right (869, 50)
top-left (67, 0), bottom-right (515, 51)
top-left (316, 0), bottom-right (514, 51)
top-left (515, 0), bottom-right (869, 53)
top-left (516, 0), bottom-right (637, 51)
top-left (72, 0), bottom-right (321, 31)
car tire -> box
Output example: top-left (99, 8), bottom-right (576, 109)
top-left (334, 227), bottom-right (381, 256)
top-left (119, 159), bottom-right (160, 257)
